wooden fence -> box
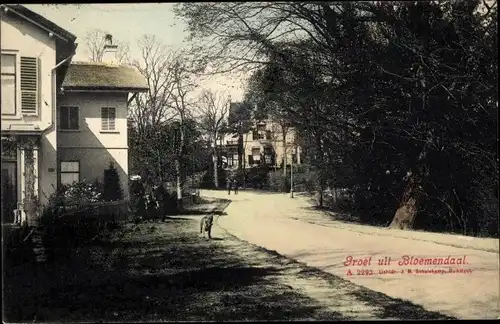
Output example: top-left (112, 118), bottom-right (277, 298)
top-left (56, 200), bottom-right (130, 225)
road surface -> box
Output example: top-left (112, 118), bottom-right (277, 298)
top-left (201, 189), bottom-right (500, 320)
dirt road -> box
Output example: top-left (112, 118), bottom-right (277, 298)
top-left (4, 202), bottom-right (454, 322)
top-left (203, 189), bottom-right (500, 320)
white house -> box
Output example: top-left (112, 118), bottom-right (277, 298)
top-left (1, 4), bottom-right (147, 226)
top-left (217, 118), bottom-right (302, 170)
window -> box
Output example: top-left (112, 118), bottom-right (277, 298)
top-left (101, 107), bottom-right (116, 131)
top-left (252, 147), bottom-right (261, 165)
top-left (264, 154), bottom-right (273, 165)
top-left (60, 106), bottom-right (79, 130)
top-left (1, 54), bottom-right (16, 115)
top-left (60, 161), bottom-right (80, 186)
top-left (20, 57), bottom-right (39, 115)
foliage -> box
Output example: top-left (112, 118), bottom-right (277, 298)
top-left (196, 90), bottom-right (230, 188)
top-left (201, 167), bottom-right (228, 189)
top-left (227, 102), bottom-right (254, 169)
top-left (102, 163), bottom-right (123, 202)
top-left (267, 171), bottom-right (288, 192)
top-left (61, 180), bottom-right (103, 207)
top-left (291, 165), bottom-right (318, 194)
top-left (129, 178), bottom-right (181, 222)
top-left (240, 166), bottom-right (266, 189)
top-left (175, 1), bottom-right (498, 237)
top-left (39, 180), bottom-right (104, 228)
top-left (129, 118), bottom-right (210, 189)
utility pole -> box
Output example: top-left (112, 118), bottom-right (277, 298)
top-left (290, 144), bottom-right (294, 198)
top-left (290, 158), bottom-right (294, 198)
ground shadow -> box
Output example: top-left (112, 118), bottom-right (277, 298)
top-left (349, 290), bottom-right (457, 320)
top-left (292, 266), bottom-right (457, 320)
top-left (3, 219), bottom-right (344, 322)
top-left (176, 210), bottom-right (229, 216)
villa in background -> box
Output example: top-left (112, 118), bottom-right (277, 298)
top-left (217, 102), bottom-right (302, 171)
top-left (0, 4), bottom-right (148, 226)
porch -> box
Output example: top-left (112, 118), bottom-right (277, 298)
top-left (1, 134), bottom-right (42, 226)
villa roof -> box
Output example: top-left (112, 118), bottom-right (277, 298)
top-left (62, 62), bottom-right (149, 92)
top-left (1, 4), bottom-right (77, 43)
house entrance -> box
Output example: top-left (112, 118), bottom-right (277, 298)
top-left (1, 161), bottom-right (17, 224)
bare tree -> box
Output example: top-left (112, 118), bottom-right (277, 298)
top-left (197, 90), bottom-right (230, 188)
top-left (129, 35), bottom-right (178, 135)
top-left (128, 35), bottom-right (179, 188)
top-left (83, 28), bottom-right (131, 64)
top-left (170, 53), bottom-right (201, 206)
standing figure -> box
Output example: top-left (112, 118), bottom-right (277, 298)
top-left (227, 178), bottom-right (232, 195)
top-left (13, 203), bottom-right (21, 225)
top-left (233, 179), bottom-right (238, 195)
top-left (200, 213), bottom-right (214, 239)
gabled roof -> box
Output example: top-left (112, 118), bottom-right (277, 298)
top-left (0, 4), bottom-right (77, 43)
top-left (62, 62), bottom-right (149, 92)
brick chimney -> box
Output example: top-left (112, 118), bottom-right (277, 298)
top-left (102, 34), bottom-right (118, 64)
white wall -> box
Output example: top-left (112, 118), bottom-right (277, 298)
top-left (57, 92), bottom-right (129, 198)
top-left (0, 13), bottom-right (56, 128)
top-left (1, 13), bottom-right (59, 206)
top-left (58, 148), bottom-right (129, 199)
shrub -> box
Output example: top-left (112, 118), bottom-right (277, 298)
top-left (268, 171), bottom-right (289, 192)
top-left (103, 162), bottom-right (123, 201)
top-left (61, 180), bottom-right (102, 207)
top-left (200, 167), bottom-right (227, 189)
top-left (129, 179), bottom-right (180, 221)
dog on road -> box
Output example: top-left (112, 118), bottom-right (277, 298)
top-left (200, 213), bottom-right (214, 239)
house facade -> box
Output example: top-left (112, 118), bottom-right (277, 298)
top-left (217, 118), bottom-right (302, 170)
top-left (58, 60), bottom-right (148, 201)
top-left (1, 5), bottom-right (147, 226)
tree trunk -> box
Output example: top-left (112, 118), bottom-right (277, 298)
top-left (318, 180), bottom-right (324, 208)
top-left (389, 173), bottom-right (420, 230)
top-left (282, 132), bottom-right (287, 178)
top-left (212, 147), bottom-right (218, 188)
top-left (175, 159), bottom-right (182, 210)
top-left (237, 123), bottom-right (243, 170)
top-left (315, 131), bottom-right (324, 208)
top-left (390, 65), bottom-right (429, 230)
top-left (176, 121), bottom-right (185, 210)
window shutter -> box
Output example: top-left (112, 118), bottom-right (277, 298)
top-left (70, 107), bottom-right (79, 129)
top-left (20, 57), bottom-right (38, 115)
top-left (60, 107), bottom-right (69, 129)
top-left (108, 108), bottom-right (116, 130)
top-left (101, 107), bottom-right (109, 130)
top-left (101, 107), bottom-right (116, 131)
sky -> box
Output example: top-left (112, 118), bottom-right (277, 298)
top-left (24, 4), bottom-right (246, 101)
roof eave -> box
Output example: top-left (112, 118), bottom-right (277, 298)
top-left (1, 4), bottom-right (77, 43)
top-left (63, 87), bottom-right (149, 93)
